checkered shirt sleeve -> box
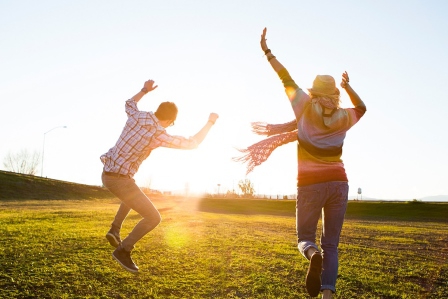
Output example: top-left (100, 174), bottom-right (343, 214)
top-left (100, 99), bottom-right (198, 176)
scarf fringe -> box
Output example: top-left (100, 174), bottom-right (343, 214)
top-left (233, 131), bottom-right (298, 174)
top-left (234, 96), bottom-right (338, 174)
top-left (251, 120), bottom-right (297, 136)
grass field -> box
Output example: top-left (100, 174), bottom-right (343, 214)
top-left (1, 197), bottom-right (447, 298)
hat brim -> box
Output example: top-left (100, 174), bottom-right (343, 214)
top-left (307, 88), bottom-right (340, 97)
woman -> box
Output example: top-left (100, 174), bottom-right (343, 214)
top-left (236, 28), bottom-right (366, 298)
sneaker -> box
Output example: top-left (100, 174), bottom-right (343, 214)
top-left (306, 251), bottom-right (323, 297)
top-left (112, 246), bottom-right (139, 273)
top-left (106, 228), bottom-right (121, 248)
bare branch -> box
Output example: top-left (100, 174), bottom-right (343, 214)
top-left (3, 149), bottom-right (41, 175)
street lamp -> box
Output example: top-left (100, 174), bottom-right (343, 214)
top-left (41, 125), bottom-right (67, 177)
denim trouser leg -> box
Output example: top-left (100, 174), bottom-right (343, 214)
top-left (102, 173), bottom-right (162, 251)
top-left (296, 181), bottom-right (349, 293)
top-left (320, 182), bottom-right (348, 292)
top-left (296, 187), bottom-right (322, 256)
top-left (112, 202), bottom-right (132, 229)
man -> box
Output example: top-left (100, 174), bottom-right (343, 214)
top-left (100, 79), bottom-right (218, 273)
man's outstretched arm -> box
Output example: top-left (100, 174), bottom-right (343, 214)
top-left (126, 79), bottom-right (159, 116)
top-left (157, 113), bottom-right (219, 150)
top-left (191, 113), bottom-right (219, 145)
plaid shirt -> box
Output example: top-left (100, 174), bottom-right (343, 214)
top-left (100, 98), bottom-right (198, 177)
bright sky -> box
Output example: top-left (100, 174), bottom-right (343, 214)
top-left (1, 1), bottom-right (447, 200)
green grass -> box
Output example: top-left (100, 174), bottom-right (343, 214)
top-left (1, 198), bottom-right (447, 298)
top-left (0, 170), bottom-right (113, 200)
top-left (199, 198), bottom-right (448, 222)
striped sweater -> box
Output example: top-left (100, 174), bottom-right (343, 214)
top-left (277, 68), bottom-right (366, 186)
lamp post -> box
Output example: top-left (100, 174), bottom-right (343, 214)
top-left (41, 125), bottom-right (67, 177)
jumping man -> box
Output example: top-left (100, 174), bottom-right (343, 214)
top-left (100, 79), bottom-right (218, 273)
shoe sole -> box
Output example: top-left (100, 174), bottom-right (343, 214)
top-left (112, 253), bottom-right (139, 273)
top-left (306, 252), bottom-right (323, 297)
top-left (106, 233), bottom-right (120, 248)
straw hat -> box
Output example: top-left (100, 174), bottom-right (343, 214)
top-left (308, 75), bottom-right (340, 97)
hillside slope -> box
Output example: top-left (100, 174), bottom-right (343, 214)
top-left (0, 170), bottom-right (114, 200)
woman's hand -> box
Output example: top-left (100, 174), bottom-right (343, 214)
top-left (260, 27), bottom-right (269, 52)
top-left (340, 71), bottom-right (350, 89)
top-left (340, 71), bottom-right (365, 108)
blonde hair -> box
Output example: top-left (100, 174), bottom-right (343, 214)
top-left (309, 93), bottom-right (341, 109)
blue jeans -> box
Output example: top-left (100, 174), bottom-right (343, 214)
top-left (102, 173), bottom-right (161, 251)
top-left (296, 181), bottom-right (349, 293)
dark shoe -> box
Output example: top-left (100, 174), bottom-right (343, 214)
top-left (112, 246), bottom-right (139, 273)
top-left (306, 251), bottom-right (323, 297)
top-left (106, 228), bottom-right (121, 248)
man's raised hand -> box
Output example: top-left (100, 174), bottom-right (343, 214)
top-left (143, 79), bottom-right (158, 93)
top-left (208, 113), bottom-right (219, 124)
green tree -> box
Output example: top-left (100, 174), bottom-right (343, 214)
top-left (238, 179), bottom-right (255, 198)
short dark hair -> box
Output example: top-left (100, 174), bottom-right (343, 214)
top-left (154, 102), bottom-right (178, 121)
